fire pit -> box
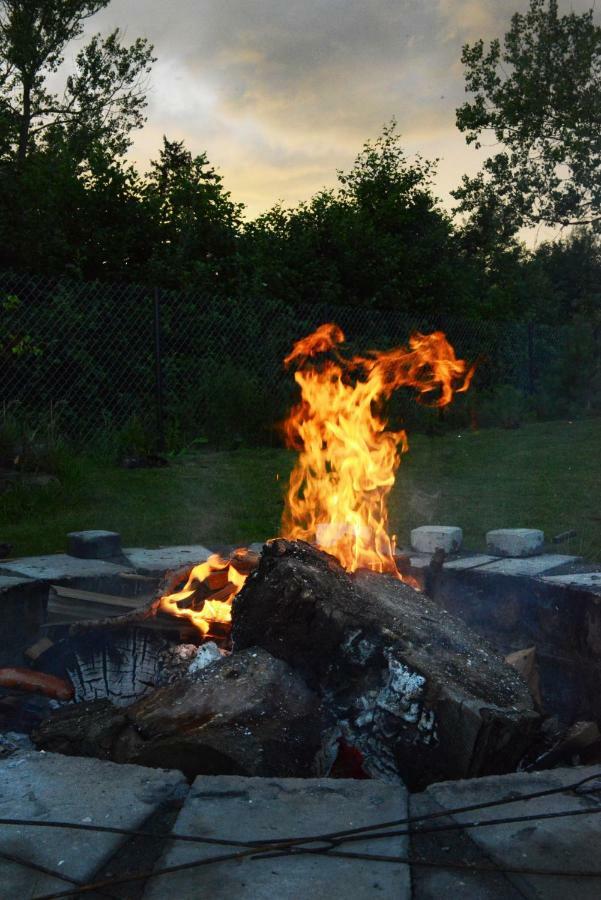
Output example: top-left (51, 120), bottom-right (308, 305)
top-left (1, 324), bottom-right (599, 790)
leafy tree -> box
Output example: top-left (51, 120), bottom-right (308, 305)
top-left (249, 122), bottom-right (479, 316)
top-left (454, 0), bottom-right (601, 233)
top-left (142, 137), bottom-right (244, 290)
top-left (0, 1), bottom-right (155, 166)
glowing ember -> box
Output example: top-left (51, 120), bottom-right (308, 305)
top-left (281, 323), bottom-right (474, 575)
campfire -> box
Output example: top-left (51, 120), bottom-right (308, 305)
top-left (3, 324), bottom-right (548, 789)
top-left (159, 323), bottom-right (474, 638)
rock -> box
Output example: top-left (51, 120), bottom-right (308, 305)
top-left (486, 528), bottom-right (544, 558)
top-left (67, 529), bottom-right (122, 559)
top-left (232, 539), bottom-right (540, 788)
top-left (34, 647), bottom-right (331, 780)
top-left (410, 525), bottom-right (463, 554)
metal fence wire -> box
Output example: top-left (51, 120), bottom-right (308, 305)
top-left (0, 270), bottom-right (598, 448)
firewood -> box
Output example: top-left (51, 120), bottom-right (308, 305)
top-left (232, 539), bottom-right (541, 788)
top-left (229, 548), bottom-right (261, 575)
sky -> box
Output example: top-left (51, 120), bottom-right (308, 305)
top-left (69, 0), bottom-right (598, 234)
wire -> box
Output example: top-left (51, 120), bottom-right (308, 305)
top-left (1, 769), bottom-right (598, 852)
top-left (29, 797), bottom-right (601, 900)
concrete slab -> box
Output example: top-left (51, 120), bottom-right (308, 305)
top-left (486, 528), bottom-right (544, 558)
top-left (541, 571), bottom-right (601, 595)
top-left (476, 554), bottom-right (579, 577)
top-left (144, 776), bottom-right (410, 900)
top-left (443, 554), bottom-right (499, 570)
top-left (123, 545), bottom-right (212, 575)
top-left (412, 766), bottom-right (601, 899)
top-left (0, 751), bottom-right (188, 898)
top-left (411, 526), bottom-right (463, 554)
top-left (0, 553), bottom-right (131, 582)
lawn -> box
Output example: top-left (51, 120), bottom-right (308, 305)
top-left (1, 418), bottom-right (600, 561)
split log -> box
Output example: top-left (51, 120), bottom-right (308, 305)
top-left (33, 647), bottom-right (331, 780)
top-left (232, 539), bottom-right (541, 788)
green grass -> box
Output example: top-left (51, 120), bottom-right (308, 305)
top-left (1, 419), bottom-right (600, 561)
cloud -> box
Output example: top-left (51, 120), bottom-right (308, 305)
top-left (76, 0), bottom-right (597, 223)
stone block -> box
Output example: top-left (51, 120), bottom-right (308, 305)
top-left (486, 528), bottom-right (544, 558)
top-left (145, 776), bottom-right (410, 899)
top-left (67, 529), bottom-right (122, 559)
top-left (443, 554), bottom-right (498, 570)
top-left (478, 554), bottom-right (579, 577)
top-left (410, 525), bottom-right (462, 554)
top-left (0, 575), bottom-right (46, 666)
top-left (0, 751), bottom-right (187, 897)
top-left (410, 766), bottom-right (601, 899)
top-left (541, 571), bottom-right (601, 596)
top-left (122, 545), bottom-right (212, 575)
top-left (0, 554), bottom-right (130, 583)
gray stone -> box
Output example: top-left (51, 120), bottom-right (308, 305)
top-left (0, 574), bottom-right (46, 666)
top-left (412, 766), bottom-right (601, 899)
top-left (408, 554), bottom-right (433, 569)
top-left (0, 553), bottom-right (130, 583)
top-left (478, 554), bottom-right (579, 577)
top-left (67, 529), bottom-right (122, 559)
top-left (123, 545), bottom-right (212, 575)
top-left (486, 528), bottom-right (544, 557)
top-left (541, 571), bottom-right (601, 596)
top-left (443, 554), bottom-right (499, 570)
top-left (411, 525), bottom-right (462, 554)
top-left (144, 776), bottom-right (410, 900)
top-left (0, 750), bottom-right (187, 897)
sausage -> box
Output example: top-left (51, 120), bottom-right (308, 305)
top-left (0, 667), bottom-right (74, 701)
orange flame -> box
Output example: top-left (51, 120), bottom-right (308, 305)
top-left (158, 553), bottom-right (247, 635)
top-left (281, 324), bottom-right (474, 575)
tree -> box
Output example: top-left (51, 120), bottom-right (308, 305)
top-left (454, 0), bottom-right (601, 233)
top-left (248, 122), bottom-right (479, 316)
top-left (142, 137), bottom-right (244, 290)
top-left (0, 1), bottom-right (155, 166)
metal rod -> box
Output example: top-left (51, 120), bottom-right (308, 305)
top-left (153, 286), bottom-right (165, 452)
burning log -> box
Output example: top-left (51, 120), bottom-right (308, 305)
top-left (33, 647), bottom-right (331, 780)
top-left (232, 539), bottom-right (541, 788)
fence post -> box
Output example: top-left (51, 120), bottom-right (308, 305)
top-left (527, 322), bottom-right (535, 395)
top-left (153, 286), bottom-right (165, 451)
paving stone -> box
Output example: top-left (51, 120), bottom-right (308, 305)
top-left (67, 529), bottom-right (122, 559)
top-left (0, 750), bottom-right (188, 897)
top-left (144, 776), bottom-right (410, 899)
top-left (0, 554), bottom-right (130, 582)
top-left (443, 554), bottom-right (499, 570)
top-left (412, 766), bottom-right (601, 899)
top-left (0, 575), bottom-right (47, 666)
top-left (486, 528), bottom-right (544, 557)
top-left (477, 554), bottom-right (579, 577)
top-left (407, 554), bottom-right (434, 570)
top-left (123, 545), bottom-right (212, 575)
top-left (540, 572), bottom-right (601, 596)
top-left (411, 525), bottom-right (463, 554)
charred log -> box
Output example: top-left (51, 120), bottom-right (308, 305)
top-left (232, 539), bottom-right (541, 788)
top-left (33, 647), bottom-right (332, 781)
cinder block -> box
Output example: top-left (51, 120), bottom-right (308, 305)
top-left (67, 530), bottom-right (122, 559)
top-left (410, 526), bottom-right (462, 555)
top-left (486, 528), bottom-right (544, 558)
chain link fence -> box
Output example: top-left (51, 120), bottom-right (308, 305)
top-left (1, 270), bottom-right (598, 450)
